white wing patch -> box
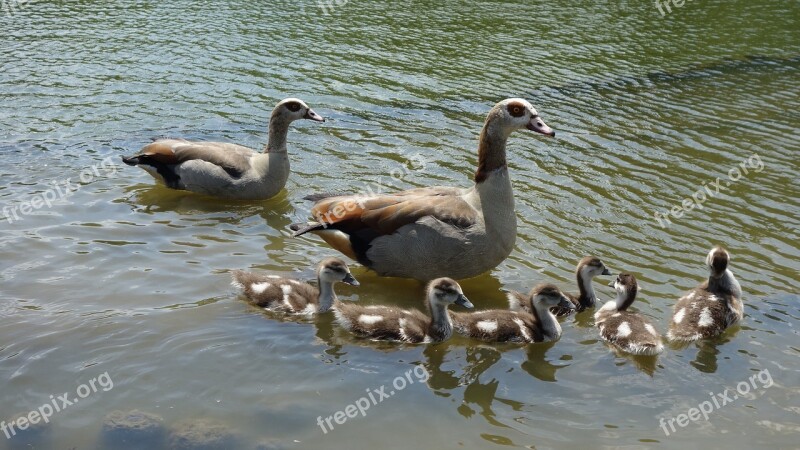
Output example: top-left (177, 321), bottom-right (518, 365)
top-left (512, 317), bottom-right (532, 342)
top-left (358, 314), bottom-right (384, 325)
top-left (644, 323), bottom-right (658, 336)
top-left (617, 322), bottom-right (632, 338)
top-left (476, 320), bottom-right (498, 333)
top-left (673, 307), bottom-right (686, 324)
top-left (398, 318), bottom-right (409, 341)
top-left (251, 282), bottom-right (271, 294)
top-left (281, 285), bottom-right (293, 308)
top-left (698, 307), bottom-right (714, 327)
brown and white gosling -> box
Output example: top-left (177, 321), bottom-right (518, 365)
top-left (595, 273), bottom-right (664, 356)
top-left (452, 284), bottom-right (574, 343)
top-left (334, 278), bottom-right (474, 343)
top-left (231, 257), bottom-right (359, 314)
top-left (508, 256), bottom-right (613, 316)
top-left (667, 246), bottom-right (743, 342)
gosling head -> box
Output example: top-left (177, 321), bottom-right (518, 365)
top-left (529, 283), bottom-right (573, 311)
top-left (317, 257), bottom-right (359, 286)
top-left (705, 246), bottom-right (730, 278)
top-left (272, 98), bottom-right (325, 123)
top-left (577, 256), bottom-right (613, 279)
top-left (608, 273), bottom-right (638, 310)
top-left (492, 98), bottom-right (555, 138)
top-left (427, 278), bottom-right (473, 309)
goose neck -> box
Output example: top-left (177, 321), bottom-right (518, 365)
top-left (474, 121), bottom-right (509, 183)
top-left (265, 116), bottom-right (292, 153)
top-left (317, 276), bottom-right (337, 312)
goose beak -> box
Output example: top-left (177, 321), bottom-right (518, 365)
top-left (558, 294), bottom-right (575, 311)
top-left (455, 294), bottom-right (474, 309)
top-left (342, 273), bottom-right (359, 286)
top-left (527, 116), bottom-right (554, 137)
top-left (304, 108), bottom-right (325, 122)
top-left (602, 268), bottom-right (613, 276)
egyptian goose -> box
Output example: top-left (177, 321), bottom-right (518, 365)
top-left (451, 283), bottom-right (573, 343)
top-left (290, 98), bottom-right (554, 280)
top-left (595, 273), bottom-right (664, 356)
top-left (122, 98), bottom-right (324, 200)
top-left (667, 247), bottom-right (743, 342)
top-left (334, 278), bottom-right (473, 343)
top-left (508, 256), bottom-right (613, 316)
top-left (231, 257), bottom-right (358, 314)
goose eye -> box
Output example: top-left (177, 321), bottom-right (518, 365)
top-left (508, 104), bottom-right (524, 117)
top-left (285, 102), bottom-right (302, 112)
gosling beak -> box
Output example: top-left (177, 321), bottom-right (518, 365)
top-left (526, 116), bottom-right (554, 137)
top-left (558, 294), bottom-right (575, 311)
top-left (608, 280), bottom-right (616, 287)
top-left (342, 273), bottom-right (359, 286)
top-left (602, 268), bottom-right (613, 276)
top-left (455, 294), bottom-right (474, 309)
top-left (304, 108), bottom-right (325, 122)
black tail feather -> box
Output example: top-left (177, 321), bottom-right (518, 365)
top-left (303, 191), bottom-right (351, 202)
top-left (290, 222), bottom-right (325, 237)
top-left (121, 155), bottom-right (139, 166)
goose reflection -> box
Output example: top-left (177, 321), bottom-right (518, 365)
top-left (122, 183), bottom-right (294, 220)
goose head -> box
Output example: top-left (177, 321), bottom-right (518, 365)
top-left (705, 246), bottom-right (730, 279)
top-left (490, 98), bottom-right (554, 138)
top-left (427, 278), bottom-right (474, 309)
top-left (577, 256), bottom-right (613, 279)
top-left (317, 257), bottom-right (359, 286)
top-left (608, 272), bottom-right (638, 311)
top-left (529, 283), bottom-right (573, 312)
top-left (272, 98), bottom-right (325, 123)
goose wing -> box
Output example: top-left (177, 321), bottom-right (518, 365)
top-left (123, 139), bottom-right (254, 178)
top-left (294, 187), bottom-right (478, 236)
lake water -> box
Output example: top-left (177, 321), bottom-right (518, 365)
top-left (1, 0), bottom-right (798, 449)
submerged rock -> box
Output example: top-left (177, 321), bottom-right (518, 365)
top-left (168, 418), bottom-right (241, 450)
top-left (100, 409), bottom-right (166, 449)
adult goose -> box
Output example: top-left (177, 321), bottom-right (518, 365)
top-left (451, 283), bottom-right (573, 343)
top-left (508, 256), bottom-right (613, 317)
top-left (231, 257), bottom-right (358, 314)
top-left (290, 98), bottom-right (554, 280)
top-left (334, 278), bottom-right (473, 343)
top-left (595, 273), bottom-right (664, 356)
top-left (122, 98), bottom-right (324, 200)
top-left (667, 247), bottom-right (743, 342)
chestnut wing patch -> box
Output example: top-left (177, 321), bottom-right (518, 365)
top-left (310, 191), bottom-right (478, 235)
